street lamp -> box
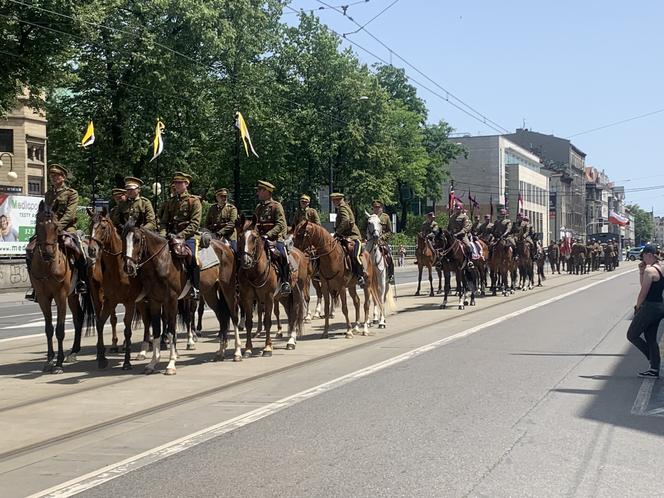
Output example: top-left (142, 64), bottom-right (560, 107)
top-left (0, 152), bottom-right (17, 180)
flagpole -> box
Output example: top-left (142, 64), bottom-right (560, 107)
top-left (90, 146), bottom-right (96, 211)
top-left (234, 113), bottom-right (241, 211)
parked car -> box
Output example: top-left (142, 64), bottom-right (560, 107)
top-left (627, 246), bottom-right (645, 261)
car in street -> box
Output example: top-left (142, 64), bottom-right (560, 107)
top-left (627, 246), bottom-right (645, 261)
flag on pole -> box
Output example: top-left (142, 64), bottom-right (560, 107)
top-left (518, 191), bottom-right (524, 214)
top-left (608, 210), bottom-right (629, 226)
top-left (81, 121), bottom-right (95, 148)
top-left (469, 190), bottom-right (480, 210)
top-left (150, 119), bottom-right (165, 162)
top-left (235, 112), bottom-right (259, 158)
top-left (448, 185), bottom-right (456, 211)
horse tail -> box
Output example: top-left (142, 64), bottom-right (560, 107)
top-left (385, 285), bottom-right (397, 314)
top-left (80, 290), bottom-right (96, 337)
top-left (216, 287), bottom-right (231, 335)
top-left (177, 299), bottom-right (192, 333)
top-left (132, 306), bottom-right (143, 330)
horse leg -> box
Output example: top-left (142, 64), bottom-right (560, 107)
top-left (321, 287), bottom-right (331, 339)
top-left (164, 301), bottom-right (178, 375)
top-left (285, 290), bottom-right (298, 351)
top-left (196, 296), bottom-right (205, 334)
top-left (415, 264), bottom-right (423, 296)
top-left (339, 289), bottom-right (353, 338)
top-left (261, 295), bottom-right (274, 357)
top-left (95, 300), bottom-right (113, 369)
top-left (110, 309), bottom-right (120, 353)
top-left (219, 283), bottom-right (241, 362)
top-left (186, 300), bottom-right (196, 351)
top-left (145, 303), bottom-right (162, 375)
top-left (437, 267), bottom-right (443, 294)
top-left (122, 302), bottom-right (135, 370)
top-left (428, 265), bottom-right (434, 297)
top-left (275, 301), bottom-right (283, 339)
top-left (137, 302), bottom-right (151, 361)
top-left (53, 292), bottom-right (68, 374)
top-left (243, 299), bottom-right (255, 358)
top-left (441, 269), bottom-right (451, 309)
top-left (39, 297), bottom-right (56, 372)
top-left (64, 292), bottom-right (84, 363)
top-left (456, 270), bottom-right (465, 310)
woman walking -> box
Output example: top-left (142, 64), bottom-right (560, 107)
top-left (627, 244), bottom-right (664, 378)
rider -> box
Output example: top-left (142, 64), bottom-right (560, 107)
top-left (491, 207), bottom-right (513, 246)
top-left (330, 192), bottom-right (364, 286)
top-left (111, 177), bottom-right (156, 230)
top-left (421, 211), bottom-right (439, 240)
top-left (25, 164), bottom-right (87, 301)
top-left (447, 201), bottom-right (474, 266)
top-left (204, 187), bottom-right (238, 250)
top-left (255, 180), bottom-right (291, 295)
top-left (291, 194), bottom-right (321, 226)
top-left (476, 214), bottom-right (494, 242)
top-left (471, 214), bottom-right (481, 235)
top-left (159, 172), bottom-right (202, 299)
top-left (372, 200), bottom-right (395, 283)
top-left (109, 188), bottom-right (126, 222)
top-left (519, 214), bottom-right (535, 248)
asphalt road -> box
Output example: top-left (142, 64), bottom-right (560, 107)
top-left (77, 267), bottom-right (664, 497)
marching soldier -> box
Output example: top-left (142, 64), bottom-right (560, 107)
top-left (25, 164), bottom-right (87, 301)
top-left (291, 194), bottom-right (320, 226)
top-left (205, 188), bottom-right (238, 250)
top-left (371, 200), bottom-right (394, 283)
top-left (111, 177), bottom-right (156, 230)
top-left (448, 201), bottom-right (474, 265)
top-left (421, 211), bottom-right (439, 239)
top-left (330, 192), bottom-right (365, 285)
top-left (255, 180), bottom-right (291, 295)
top-left (159, 172), bottom-right (202, 299)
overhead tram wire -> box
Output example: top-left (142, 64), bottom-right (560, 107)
top-left (284, 0), bottom-right (371, 16)
top-left (313, 0), bottom-right (509, 133)
top-left (342, 0), bottom-right (401, 35)
top-left (566, 107), bottom-right (664, 138)
top-left (284, 5), bottom-right (505, 134)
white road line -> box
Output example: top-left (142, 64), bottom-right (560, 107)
top-left (29, 267), bottom-right (635, 498)
top-left (631, 379), bottom-right (656, 415)
top-left (0, 332), bottom-right (44, 343)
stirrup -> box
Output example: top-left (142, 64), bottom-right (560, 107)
top-left (279, 282), bottom-right (292, 295)
top-left (75, 281), bottom-right (88, 294)
top-left (25, 288), bottom-right (36, 302)
top-left (188, 287), bottom-right (200, 300)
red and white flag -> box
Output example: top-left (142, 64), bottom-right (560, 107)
top-left (608, 210), bottom-right (629, 226)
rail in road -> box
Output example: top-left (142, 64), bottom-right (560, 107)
top-left (0, 263), bottom-right (643, 496)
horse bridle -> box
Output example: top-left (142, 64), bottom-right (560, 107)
top-left (90, 218), bottom-right (122, 256)
top-left (296, 226), bottom-right (342, 281)
top-left (238, 229), bottom-right (272, 288)
top-left (124, 229), bottom-right (168, 271)
top-left (33, 217), bottom-right (66, 283)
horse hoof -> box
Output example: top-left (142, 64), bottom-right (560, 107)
top-left (345, 332), bottom-right (354, 339)
top-left (164, 368), bottom-right (177, 376)
top-left (243, 351), bottom-right (252, 359)
top-left (458, 306), bottom-right (464, 310)
top-left (464, 300), bottom-right (469, 306)
top-left (43, 362), bottom-right (54, 373)
top-left (276, 332), bottom-right (283, 339)
top-left (64, 353), bottom-right (77, 364)
top-left (186, 344), bottom-right (195, 350)
top-left (414, 291), bottom-right (420, 296)
top-left (122, 362), bottom-right (132, 371)
top-left (436, 289), bottom-right (443, 294)
top-left (136, 353), bottom-right (146, 361)
top-left (378, 324), bottom-right (386, 329)
top-left (286, 343), bottom-right (296, 350)
top-left (144, 367), bottom-right (155, 375)
top-left (304, 318), bottom-right (311, 324)
top-left (233, 354), bottom-right (242, 362)
top-left (321, 332), bottom-right (329, 339)
top-left (261, 350), bottom-right (272, 357)
top-left (429, 292), bottom-right (435, 297)
top-left (98, 358), bottom-right (109, 369)
top-left (51, 366), bottom-right (64, 375)
top-left (470, 302), bottom-right (476, 306)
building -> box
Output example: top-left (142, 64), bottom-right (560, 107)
top-left (441, 135), bottom-right (550, 245)
top-left (0, 96), bottom-right (47, 196)
top-left (584, 167), bottom-right (611, 238)
top-left (504, 129), bottom-right (586, 241)
top-left (654, 216), bottom-right (664, 247)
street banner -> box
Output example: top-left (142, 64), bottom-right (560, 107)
top-left (0, 194), bottom-right (41, 255)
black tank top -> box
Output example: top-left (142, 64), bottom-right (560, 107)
top-left (646, 266), bottom-right (664, 303)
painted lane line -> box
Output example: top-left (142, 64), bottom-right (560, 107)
top-left (29, 267), bottom-right (635, 498)
top-left (0, 333), bottom-right (44, 343)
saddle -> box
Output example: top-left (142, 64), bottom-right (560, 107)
top-left (58, 232), bottom-right (86, 263)
top-left (336, 236), bottom-right (354, 273)
top-left (169, 237), bottom-right (193, 266)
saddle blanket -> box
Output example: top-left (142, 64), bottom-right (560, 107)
top-left (198, 246), bottom-right (220, 270)
top-left (471, 241), bottom-right (483, 261)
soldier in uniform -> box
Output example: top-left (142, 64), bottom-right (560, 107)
top-left (204, 188), bottom-right (238, 250)
top-left (519, 214), bottom-right (534, 247)
top-left (291, 194), bottom-right (321, 226)
top-left (370, 200), bottom-right (395, 283)
top-left (476, 214), bottom-right (494, 242)
top-left (111, 177), bottom-right (156, 230)
top-left (159, 172), bottom-right (202, 299)
top-left (330, 192), bottom-right (364, 285)
top-left (448, 201), bottom-right (474, 265)
top-left (254, 180), bottom-right (291, 295)
top-left (491, 208), bottom-right (513, 242)
top-left (25, 164), bottom-right (87, 301)
top-left (471, 214), bottom-right (482, 235)
top-left (421, 211), bottom-right (439, 239)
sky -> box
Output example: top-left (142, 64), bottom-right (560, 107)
top-left (285, 0), bottom-right (664, 214)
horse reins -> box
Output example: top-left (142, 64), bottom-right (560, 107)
top-left (238, 230), bottom-right (274, 289)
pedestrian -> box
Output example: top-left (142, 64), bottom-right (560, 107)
top-left (627, 244), bottom-right (664, 378)
top-left (398, 244), bottom-right (406, 267)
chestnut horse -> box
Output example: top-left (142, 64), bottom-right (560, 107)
top-left (292, 221), bottom-right (377, 338)
top-left (415, 232), bottom-right (441, 296)
top-left (123, 222), bottom-right (189, 375)
top-left (490, 238), bottom-right (514, 296)
top-left (236, 215), bottom-right (307, 356)
top-left (516, 239), bottom-right (534, 290)
top-left (435, 230), bottom-right (477, 309)
top-left (29, 201), bottom-right (94, 373)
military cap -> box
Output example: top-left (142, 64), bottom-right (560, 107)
top-left (484, 214), bottom-right (491, 219)
top-left (329, 192), bottom-right (344, 199)
top-left (299, 194), bottom-right (311, 202)
top-left (256, 180), bottom-right (275, 192)
top-left (48, 164), bottom-right (69, 178)
top-left (215, 188), bottom-right (229, 197)
top-left (124, 176), bottom-right (143, 189)
top-left (371, 200), bottom-right (383, 208)
top-left (111, 188), bottom-right (126, 196)
top-left (172, 171), bottom-right (192, 183)
top-left (426, 211), bottom-right (435, 216)
top-left (522, 215), bottom-right (529, 221)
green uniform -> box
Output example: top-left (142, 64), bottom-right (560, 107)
top-left (45, 185), bottom-right (78, 233)
top-left (477, 220), bottom-right (494, 237)
top-left (448, 212), bottom-right (472, 238)
top-left (111, 196), bottom-right (156, 230)
top-left (255, 199), bottom-right (287, 241)
top-left (377, 212), bottom-right (392, 243)
top-left (421, 219), bottom-right (439, 236)
top-left (159, 192), bottom-right (202, 240)
top-left (291, 206), bottom-right (321, 226)
top-left (492, 217), bottom-right (512, 238)
top-left (205, 201), bottom-right (238, 240)
top-left (334, 200), bottom-right (361, 241)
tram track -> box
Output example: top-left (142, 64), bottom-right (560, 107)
top-left (0, 267), bottom-right (635, 464)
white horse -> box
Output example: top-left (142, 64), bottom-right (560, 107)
top-left (365, 213), bottom-right (395, 328)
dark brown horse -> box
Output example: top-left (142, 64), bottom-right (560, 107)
top-left (292, 221), bottom-right (377, 338)
top-left (29, 202), bottom-right (94, 373)
top-left (516, 238), bottom-right (534, 290)
top-left (415, 232), bottom-right (441, 296)
top-left (123, 222), bottom-right (189, 375)
top-left (547, 242), bottom-right (561, 274)
top-left (490, 238), bottom-right (515, 296)
top-left (435, 230), bottom-right (476, 309)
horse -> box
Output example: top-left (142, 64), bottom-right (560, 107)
top-left (29, 201), bottom-right (94, 373)
top-left (236, 215), bottom-right (307, 356)
top-left (435, 230), bottom-right (476, 309)
top-left (87, 211), bottom-right (151, 370)
top-left (415, 232), bottom-right (441, 296)
top-left (123, 222), bottom-right (191, 375)
top-left (547, 242), bottom-right (560, 274)
top-left (365, 213), bottom-right (395, 329)
top-left (292, 221), bottom-right (376, 338)
top-left (515, 238), bottom-right (534, 291)
top-left (490, 237), bottom-right (514, 297)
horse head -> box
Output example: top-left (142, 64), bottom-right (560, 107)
top-left (35, 201), bottom-right (58, 261)
top-left (88, 208), bottom-right (113, 259)
top-left (122, 219), bottom-right (144, 277)
top-left (291, 220), bottom-right (309, 251)
top-left (366, 214), bottom-right (382, 242)
top-left (236, 214), bottom-right (262, 269)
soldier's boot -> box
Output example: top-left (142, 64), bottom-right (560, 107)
top-left (279, 258), bottom-right (292, 295)
top-left (25, 250), bottom-right (36, 301)
top-left (353, 240), bottom-right (365, 286)
top-left (386, 253), bottom-right (395, 284)
top-left (188, 264), bottom-right (200, 300)
top-left (74, 256), bottom-right (88, 294)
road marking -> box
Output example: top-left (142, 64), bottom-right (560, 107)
top-left (29, 267), bottom-right (635, 498)
top-left (631, 379), bottom-right (656, 415)
top-left (0, 311), bottom-right (43, 320)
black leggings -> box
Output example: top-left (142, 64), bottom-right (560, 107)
top-left (626, 301), bottom-right (664, 370)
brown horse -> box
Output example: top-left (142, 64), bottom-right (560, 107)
top-left (435, 230), bottom-right (476, 309)
top-left (292, 221), bottom-right (377, 338)
top-left (236, 215), bottom-right (307, 356)
top-left (490, 238), bottom-right (515, 296)
top-left (415, 232), bottom-right (441, 297)
top-left (547, 242), bottom-right (561, 274)
top-left (29, 201), bottom-right (94, 373)
top-left (123, 222), bottom-right (189, 375)
top-left (87, 211), bottom-right (150, 370)
top-left (516, 238), bottom-right (534, 290)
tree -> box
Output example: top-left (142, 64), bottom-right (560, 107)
top-left (627, 204), bottom-right (653, 245)
top-left (423, 121), bottom-right (466, 211)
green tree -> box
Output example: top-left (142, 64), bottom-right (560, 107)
top-left (626, 204), bottom-right (653, 245)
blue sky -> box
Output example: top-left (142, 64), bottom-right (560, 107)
top-left (287, 0), bottom-right (664, 213)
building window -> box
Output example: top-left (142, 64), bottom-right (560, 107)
top-left (0, 129), bottom-right (13, 153)
top-left (27, 144), bottom-right (45, 163)
top-left (28, 176), bottom-right (43, 195)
